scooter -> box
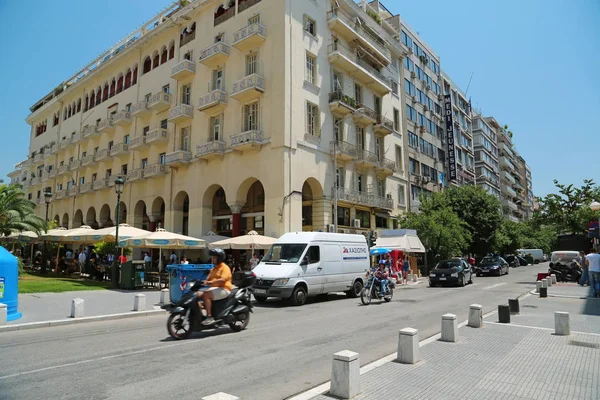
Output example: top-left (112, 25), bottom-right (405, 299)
top-left (162, 271), bottom-right (256, 340)
top-left (360, 269), bottom-right (394, 305)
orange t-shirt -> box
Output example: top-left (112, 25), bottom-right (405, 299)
top-left (207, 262), bottom-right (233, 291)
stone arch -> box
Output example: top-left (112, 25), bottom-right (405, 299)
top-left (99, 204), bottom-right (112, 227)
top-left (173, 191), bottom-right (190, 235)
top-left (151, 197), bottom-right (166, 230)
top-left (236, 178), bottom-right (265, 236)
top-left (302, 178), bottom-right (324, 231)
top-left (133, 200), bottom-right (149, 230)
top-left (86, 207), bottom-right (98, 228)
top-left (61, 213), bottom-right (69, 229)
top-left (202, 184), bottom-right (230, 236)
top-left (73, 209), bottom-right (83, 228)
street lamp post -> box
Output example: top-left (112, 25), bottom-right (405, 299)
top-left (111, 176), bottom-right (125, 289)
top-left (590, 201), bottom-right (600, 250)
top-left (42, 191), bottom-right (53, 274)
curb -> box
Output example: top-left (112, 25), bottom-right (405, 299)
top-left (528, 289), bottom-right (589, 300)
top-left (0, 308), bottom-right (166, 333)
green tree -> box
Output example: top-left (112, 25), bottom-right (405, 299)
top-left (94, 241), bottom-right (131, 257)
top-left (0, 184), bottom-right (46, 236)
top-left (400, 206), bottom-right (471, 261)
top-left (494, 220), bottom-right (524, 255)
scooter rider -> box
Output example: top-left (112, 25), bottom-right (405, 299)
top-left (197, 248), bottom-right (233, 325)
top-left (374, 259), bottom-right (390, 297)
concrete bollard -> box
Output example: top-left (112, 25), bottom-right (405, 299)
top-left (535, 280), bottom-right (542, 293)
top-left (202, 393), bottom-right (240, 400)
top-left (508, 298), bottom-right (520, 315)
top-left (540, 287), bottom-right (547, 298)
top-left (551, 274), bottom-right (557, 284)
top-left (407, 273), bottom-right (412, 282)
top-left (0, 303), bottom-right (7, 326)
top-left (71, 298), bottom-right (84, 318)
top-left (554, 311), bottom-right (570, 336)
top-left (330, 350), bottom-right (360, 399)
top-left (468, 304), bottom-right (483, 328)
top-left (541, 279), bottom-right (548, 289)
top-left (159, 289), bottom-right (170, 305)
top-left (412, 273), bottom-right (418, 282)
top-left (397, 328), bottom-right (420, 364)
top-left (498, 304), bottom-right (510, 323)
top-left (133, 294), bottom-right (146, 311)
top-left (441, 313), bottom-right (458, 342)
top-left (546, 277), bottom-right (552, 287)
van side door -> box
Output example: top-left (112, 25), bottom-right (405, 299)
top-left (322, 244), bottom-right (343, 292)
top-left (302, 245), bottom-right (323, 295)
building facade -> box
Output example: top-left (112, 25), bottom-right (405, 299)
top-left (10, 0), bottom-right (411, 239)
top-left (472, 113), bottom-right (500, 198)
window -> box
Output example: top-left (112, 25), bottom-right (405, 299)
top-left (355, 209), bottom-right (371, 229)
top-left (143, 126), bottom-right (150, 136)
top-left (403, 57), bottom-right (414, 72)
top-left (354, 84), bottom-right (362, 105)
top-left (336, 206), bottom-right (351, 227)
top-left (356, 127), bottom-right (365, 149)
top-left (181, 84), bottom-right (191, 105)
top-left (91, 173), bottom-right (97, 182)
top-left (304, 15), bottom-right (316, 36)
top-left (162, 84), bottom-right (170, 94)
top-left (141, 158), bottom-right (148, 169)
top-left (243, 102), bottom-right (259, 131)
top-left (398, 184), bottom-right (406, 206)
top-left (181, 127), bottom-right (190, 151)
top-left (401, 30), bottom-right (413, 49)
top-left (333, 117), bottom-right (341, 141)
top-left (160, 119), bottom-right (168, 129)
top-left (405, 104), bottom-right (417, 122)
top-left (123, 135), bottom-right (130, 145)
top-left (376, 179), bottom-right (386, 197)
top-left (357, 174), bottom-right (364, 192)
top-left (121, 164), bottom-right (127, 175)
top-left (395, 145), bottom-right (403, 170)
top-left (213, 69), bottom-right (223, 90)
top-left (159, 153), bottom-right (166, 165)
top-left (210, 115), bottom-right (222, 141)
top-left (254, 215), bottom-right (264, 229)
top-left (393, 108), bottom-right (400, 131)
top-left (305, 52), bottom-right (316, 84)
top-left (418, 113), bottom-right (427, 127)
top-left (409, 158), bottom-right (419, 174)
top-left (306, 246), bottom-right (320, 264)
top-left (246, 52), bottom-right (258, 76)
top-left (391, 80), bottom-right (399, 97)
top-left (306, 102), bottom-right (319, 136)
top-left (215, 33), bottom-right (223, 43)
top-left (79, 177), bottom-right (85, 185)
top-left (106, 169), bottom-right (112, 178)
top-left (184, 50), bottom-right (193, 61)
top-left (332, 70), bottom-right (342, 93)
top-left (375, 137), bottom-right (382, 160)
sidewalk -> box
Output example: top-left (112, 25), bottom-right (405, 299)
top-left (306, 284), bottom-right (599, 400)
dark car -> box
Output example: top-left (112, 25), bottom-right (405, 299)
top-left (429, 259), bottom-right (473, 287)
top-left (504, 254), bottom-right (528, 267)
top-left (476, 256), bottom-right (509, 277)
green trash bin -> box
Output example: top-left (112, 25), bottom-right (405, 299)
top-left (120, 260), bottom-right (146, 290)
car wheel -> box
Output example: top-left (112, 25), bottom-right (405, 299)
top-left (290, 286), bottom-right (307, 306)
top-left (506, 266), bottom-right (509, 275)
top-left (468, 273), bottom-right (473, 284)
top-left (429, 281), bottom-right (435, 287)
top-left (476, 272), bottom-right (481, 277)
top-left (459, 275), bottom-right (465, 287)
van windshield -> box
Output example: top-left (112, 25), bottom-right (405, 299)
top-left (262, 244), bottom-right (307, 263)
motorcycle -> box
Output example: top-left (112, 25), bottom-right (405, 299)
top-left (360, 269), bottom-right (394, 305)
top-left (162, 271), bottom-right (256, 340)
top-left (549, 262), bottom-right (582, 283)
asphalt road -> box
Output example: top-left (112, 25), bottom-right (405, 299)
top-left (0, 263), bottom-right (549, 400)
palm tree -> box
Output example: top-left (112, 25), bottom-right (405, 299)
top-left (0, 184), bottom-right (46, 237)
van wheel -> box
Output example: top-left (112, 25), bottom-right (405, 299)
top-left (290, 286), bottom-right (307, 306)
top-left (346, 280), bottom-right (363, 298)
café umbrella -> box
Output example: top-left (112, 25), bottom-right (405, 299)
top-left (209, 230), bottom-right (276, 251)
top-left (79, 223), bottom-right (152, 243)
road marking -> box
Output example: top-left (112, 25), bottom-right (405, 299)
top-left (482, 283), bottom-right (507, 290)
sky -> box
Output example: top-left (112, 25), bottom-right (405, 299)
top-left (0, 0), bottom-right (599, 197)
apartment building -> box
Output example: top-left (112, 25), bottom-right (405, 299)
top-left (10, 0), bottom-right (409, 239)
top-left (524, 161), bottom-right (534, 219)
top-left (441, 73), bottom-right (475, 187)
top-left (471, 113), bottom-right (500, 197)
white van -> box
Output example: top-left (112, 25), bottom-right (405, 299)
top-left (517, 249), bottom-right (544, 264)
top-left (251, 232), bottom-right (370, 306)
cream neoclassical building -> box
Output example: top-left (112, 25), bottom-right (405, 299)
top-left (10, 0), bottom-right (411, 240)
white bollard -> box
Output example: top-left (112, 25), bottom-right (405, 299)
top-left (397, 328), bottom-right (420, 364)
top-left (541, 279), bottom-right (548, 289)
top-left (535, 281), bottom-right (542, 293)
top-left (412, 273), bottom-right (418, 282)
top-left (407, 273), bottom-right (412, 282)
top-left (551, 274), bottom-right (557, 284)
top-left (71, 298), bottom-right (84, 318)
top-left (441, 314), bottom-right (458, 342)
top-left (0, 303), bottom-right (7, 326)
top-left (202, 393), bottom-right (239, 400)
top-left (160, 289), bottom-right (170, 305)
top-left (330, 350), bottom-right (360, 399)
top-left (468, 304), bottom-right (483, 328)
top-left (133, 294), bottom-right (146, 311)
top-left (546, 276), bottom-right (552, 287)
top-left (554, 311), bottom-right (570, 336)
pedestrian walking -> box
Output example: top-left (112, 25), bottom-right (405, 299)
top-left (579, 251), bottom-right (589, 286)
top-left (402, 254), bottom-right (410, 285)
top-left (585, 248), bottom-right (600, 298)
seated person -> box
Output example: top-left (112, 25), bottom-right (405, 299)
top-left (196, 248), bottom-right (232, 325)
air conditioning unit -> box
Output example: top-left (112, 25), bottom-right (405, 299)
top-left (426, 84), bottom-right (431, 91)
top-left (408, 47), bottom-right (413, 54)
top-left (438, 94), bottom-right (444, 101)
top-left (353, 219), bottom-right (361, 228)
top-left (411, 95), bottom-right (417, 103)
top-left (327, 224), bottom-right (335, 233)
top-left (423, 105), bottom-right (429, 112)
top-left (411, 71), bottom-right (416, 79)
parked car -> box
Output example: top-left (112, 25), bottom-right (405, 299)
top-left (475, 256), bottom-right (509, 276)
top-left (429, 259), bottom-right (473, 287)
top-left (517, 249), bottom-right (544, 264)
top-left (503, 254), bottom-right (528, 267)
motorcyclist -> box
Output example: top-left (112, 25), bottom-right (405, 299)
top-left (196, 248), bottom-right (232, 325)
top-left (374, 259), bottom-right (390, 297)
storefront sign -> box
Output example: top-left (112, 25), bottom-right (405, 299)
top-left (444, 94), bottom-right (457, 181)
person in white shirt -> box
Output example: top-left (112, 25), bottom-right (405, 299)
top-left (169, 251), bottom-right (177, 265)
top-left (586, 248), bottom-right (600, 298)
top-left (181, 256), bottom-right (189, 265)
top-left (144, 252), bottom-right (152, 263)
top-left (78, 251), bottom-right (86, 272)
top-left (249, 253), bottom-right (259, 270)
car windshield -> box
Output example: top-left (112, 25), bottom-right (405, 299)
top-left (435, 260), bottom-right (462, 269)
top-left (481, 256), bottom-right (500, 264)
top-left (262, 244), bottom-right (307, 263)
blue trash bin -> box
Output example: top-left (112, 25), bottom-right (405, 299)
top-left (0, 247), bottom-right (22, 321)
top-left (166, 264), bottom-right (214, 303)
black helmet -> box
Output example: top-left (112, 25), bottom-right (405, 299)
top-left (209, 248), bottom-right (226, 264)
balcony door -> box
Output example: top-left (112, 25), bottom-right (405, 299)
top-left (180, 127), bottom-right (190, 151)
top-left (213, 69), bottom-right (223, 91)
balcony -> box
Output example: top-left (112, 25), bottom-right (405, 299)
top-left (332, 187), bottom-right (394, 210)
top-left (327, 10), bottom-right (391, 65)
top-left (196, 141), bottom-right (226, 161)
top-left (198, 42), bottom-right (230, 68)
top-left (97, 118), bottom-right (115, 134)
top-left (129, 136), bottom-right (146, 150)
top-left (66, 187), bottom-right (78, 197)
top-left (57, 164), bottom-right (69, 176)
top-left (45, 144), bottom-right (57, 157)
top-left (166, 150), bottom-right (193, 167)
top-left (505, 185), bottom-right (517, 198)
top-left (143, 163), bottom-right (168, 178)
top-left (230, 130), bottom-right (263, 152)
top-left (92, 179), bottom-right (108, 191)
top-left (82, 125), bottom-right (99, 138)
top-left (502, 198), bottom-right (519, 212)
top-left (331, 140), bottom-right (357, 161)
top-left (500, 154), bottom-right (516, 171)
top-left (355, 149), bottom-right (379, 169)
top-left (33, 153), bottom-right (44, 164)
top-left (231, 74), bottom-right (265, 102)
top-left (198, 90), bottom-right (228, 113)
top-left (59, 137), bottom-right (70, 149)
top-left (171, 59), bottom-right (196, 81)
top-left (109, 143), bottom-right (129, 157)
top-left (131, 101), bottom-right (151, 118)
top-left (48, 169), bottom-right (57, 179)
top-left (126, 169), bottom-right (144, 182)
top-left (328, 91), bottom-right (356, 117)
top-left (168, 104), bottom-right (194, 123)
top-left (352, 105), bottom-right (377, 127)
top-left (374, 115), bottom-right (394, 136)
top-left (56, 190), bottom-right (66, 200)
top-left (68, 160), bottom-right (81, 171)
top-left (80, 154), bottom-right (95, 167)
top-left (233, 23), bottom-right (266, 52)
top-left (502, 170), bottom-right (516, 184)
top-left (146, 128), bottom-right (169, 145)
top-left (376, 158), bottom-right (397, 176)
top-left (95, 149), bottom-right (109, 162)
top-left (147, 92), bottom-right (172, 112)
top-left (71, 132), bottom-right (85, 146)
top-left (112, 110), bottom-right (132, 127)
top-left (79, 182), bottom-right (92, 194)
top-left (327, 43), bottom-right (391, 95)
